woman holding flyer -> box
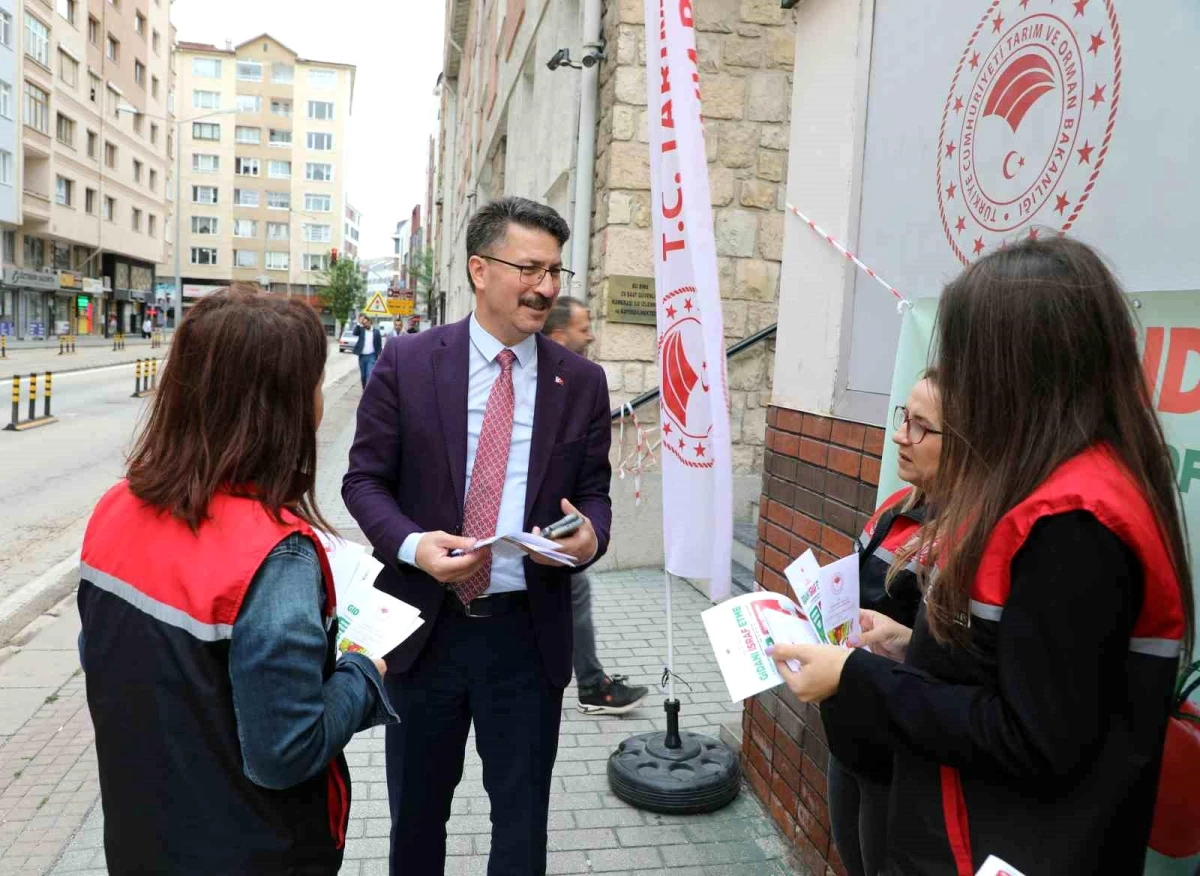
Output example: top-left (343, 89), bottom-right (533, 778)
top-left (825, 373), bottom-right (940, 876)
top-left (769, 237), bottom-right (1192, 876)
top-left (77, 286), bottom-right (395, 874)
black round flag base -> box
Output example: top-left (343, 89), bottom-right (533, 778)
top-left (607, 701), bottom-right (740, 814)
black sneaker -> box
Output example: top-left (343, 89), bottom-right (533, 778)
top-left (577, 675), bottom-right (649, 715)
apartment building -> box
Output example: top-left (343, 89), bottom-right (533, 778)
top-left (172, 35), bottom-right (354, 305)
top-left (343, 199), bottom-right (359, 259)
top-left (0, 0), bottom-right (174, 339)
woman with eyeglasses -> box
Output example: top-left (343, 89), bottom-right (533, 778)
top-left (770, 237), bottom-right (1192, 875)
top-left (824, 373), bottom-right (941, 876)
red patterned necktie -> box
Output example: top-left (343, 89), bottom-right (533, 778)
top-left (454, 348), bottom-right (517, 605)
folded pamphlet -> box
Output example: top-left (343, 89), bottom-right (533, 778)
top-left (701, 548), bottom-right (861, 701)
top-left (458, 530), bottom-right (578, 566)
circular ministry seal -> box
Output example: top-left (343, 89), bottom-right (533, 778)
top-left (936, 0), bottom-right (1121, 263)
top-left (658, 285), bottom-right (713, 469)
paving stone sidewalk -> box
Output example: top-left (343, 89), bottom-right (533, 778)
top-left (1, 371), bottom-right (801, 876)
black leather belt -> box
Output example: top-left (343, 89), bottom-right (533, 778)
top-left (444, 589), bottom-right (529, 618)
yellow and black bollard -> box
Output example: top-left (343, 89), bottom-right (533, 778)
top-left (44, 371), bottom-right (51, 417)
top-left (7, 374), bottom-right (17, 429)
top-left (133, 359), bottom-right (142, 397)
top-left (1, 335), bottom-right (6, 358)
top-left (5, 370), bottom-right (58, 431)
top-left (58, 337), bottom-right (65, 355)
top-left (27, 372), bottom-right (36, 422)
top-left (150, 357), bottom-right (158, 390)
top-left (70, 335), bottom-right (76, 353)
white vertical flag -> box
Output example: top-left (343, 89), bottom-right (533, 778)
top-left (644, 0), bottom-right (733, 601)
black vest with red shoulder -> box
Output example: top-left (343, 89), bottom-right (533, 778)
top-left (889, 446), bottom-right (1185, 876)
top-left (78, 482), bottom-right (351, 874)
top-left (855, 485), bottom-right (930, 628)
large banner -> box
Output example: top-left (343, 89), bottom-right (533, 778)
top-left (881, 293), bottom-right (1200, 873)
top-left (643, 0), bottom-right (733, 600)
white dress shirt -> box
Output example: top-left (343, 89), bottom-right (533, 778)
top-left (360, 326), bottom-right (375, 356)
top-left (398, 314), bottom-right (538, 594)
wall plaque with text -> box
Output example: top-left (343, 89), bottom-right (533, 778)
top-left (605, 275), bottom-right (656, 326)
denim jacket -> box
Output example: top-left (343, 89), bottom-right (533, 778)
top-left (228, 533), bottom-right (396, 789)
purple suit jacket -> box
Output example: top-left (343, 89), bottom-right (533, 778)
top-left (341, 315), bottom-right (612, 687)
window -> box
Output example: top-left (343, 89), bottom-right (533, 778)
top-left (24, 236), bottom-right (45, 267)
top-left (303, 253), bottom-right (330, 272)
top-left (55, 176), bottom-right (74, 206)
top-left (268, 160), bottom-right (291, 178)
top-left (192, 153), bottom-right (219, 173)
top-left (59, 51), bottom-right (79, 87)
top-left (266, 222), bottom-right (289, 240)
top-left (235, 157), bottom-right (260, 176)
top-left (152, 30), bottom-right (160, 54)
top-left (56, 113), bottom-right (75, 147)
top-left (84, 188), bottom-right (96, 213)
top-left (307, 101), bottom-right (334, 121)
top-left (57, 0), bottom-right (77, 23)
top-left (103, 196), bottom-right (115, 221)
top-left (234, 188), bottom-right (259, 206)
top-left (236, 94), bottom-right (261, 114)
top-left (190, 247), bottom-right (218, 266)
top-left (233, 219), bottom-right (257, 238)
top-left (88, 72), bottom-right (100, 103)
top-left (307, 69), bottom-right (337, 89)
top-left (106, 35), bottom-right (119, 63)
top-left (134, 12), bottom-right (144, 35)
top-left (191, 215), bottom-right (218, 235)
top-left (192, 122), bottom-right (220, 140)
top-left (236, 61), bottom-right (262, 81)
top-left (25, 16), bottom-right (49, 68)
top-left (132, 159), bottom-right (143, 183)
top-left (104, 141), bottom-right (117, 168)
top-left (267, 190), bottom-right (290, 210)
top-left (304, 224), bottom-right (332, 243)
top-left (134, 61), bottom-right (145, 87)
top-left (192, 89), bottom-right (220, 110)
top-left (234, 250), bottom-right (258, 267)
top-left (304, 193), bottom-right (331, 212)
top-left (235, 125), bottom-right (260, 144)
top-left (271, 63), bottom-right (293, 83)
top-left (87, 15), bottom-right (97, 45)
top-left (269, 128), bottom-right (291, 146)
top-left (132, 207), bottom-right (142, 231)
top-left (148, 214), bottom-right (157, 237)
top-left (270, 99), bottom-right (291, 117)
top-left (149, 169), bottom-right (157, 190)
top-left (0, 13), bottom-right (11, 50)
top-left (86, 130), bottom-right (96, 157)
top-left (24, 83), bottom-right (49, 134)
top-left (307, 132), bottom-right (333, 151)
top-left (0, 82), bottom-right (12, 120)
top-left (151, 76), bottom-right (159, 100)
top-left (192, 58), bottom-right (221, 78)
top-left (132, 113), bottom-right (143, 135)
top-left (149, 123), bottom-right (158, 144)
top-left (265, 251), bottom-right (289, 271)
top-left (191, 185), bottom-right (218, 204)
top-left (3, 151), bottom-right (18, 185)
top-left (108, 86), bottom-right (120, 120)
top-left (306, 162), bottom-right (333, 182)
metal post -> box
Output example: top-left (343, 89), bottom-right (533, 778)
top-left (1, 335), bottom-right (6, 358)
top-left (134, 359), bottom-right (142, 395)
top-left (44, 371), bottom-right (51, 418)
top-left (27, 372), bottom-right (36, 421)
top-left (150, 357), bottom-right (157, 390)
top-left (58, 336), bottom-right (64, 355)
top-left (9, 374), bottom-right (17, 426)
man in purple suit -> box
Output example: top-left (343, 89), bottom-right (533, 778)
top-left (342, 196), bottom-right (612, 876)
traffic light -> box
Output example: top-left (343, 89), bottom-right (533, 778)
top-left (330, 248), bottom-right (339, 265)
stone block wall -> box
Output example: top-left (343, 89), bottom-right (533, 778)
top-left (591, 0), bottom-right (796, 478)
top-left (741, 406), bottom-right (889, 875)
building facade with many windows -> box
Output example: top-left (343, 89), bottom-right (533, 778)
top-left (172, 34), bottom-right (353, 303)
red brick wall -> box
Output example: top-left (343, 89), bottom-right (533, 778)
top-left (742, 406), bottom-right (888, 876)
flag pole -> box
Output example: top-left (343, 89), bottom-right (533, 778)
top-left (663, 569), bottom-right (681, 749)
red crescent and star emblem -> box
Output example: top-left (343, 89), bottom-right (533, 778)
top-left (936, 0), bottom-right (1121, 263)
top-left (658, 285), bottom-right (713, 469)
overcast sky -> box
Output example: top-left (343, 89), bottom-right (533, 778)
top-left (171, 0), bottom-right (445, 259)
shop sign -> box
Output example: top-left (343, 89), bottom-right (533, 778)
top-left (83, 277), bottom-right (105, 294)
top-left (3, 268), bottom-right (59, 290)
top-left (58, 271), bottom-right (82, 289)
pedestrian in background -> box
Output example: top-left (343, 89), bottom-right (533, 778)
top-left (770, 237), bottom-right (1192, 876)
top-left (353, 313), bottom-right (381, 388)
top-left (543, 296), bottom-right (649, 715)
top-left (141, 315), bottom-right (152, 339)
top-left (78, 286), bottom-right (395, 874)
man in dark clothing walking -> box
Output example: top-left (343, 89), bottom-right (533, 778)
top-left (352, 314), bottom-right (382, 388)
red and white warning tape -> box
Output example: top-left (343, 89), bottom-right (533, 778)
top-left (786, 203), bottom-right (912, 313)
top-left (616, 401), bottom-right (659, 506)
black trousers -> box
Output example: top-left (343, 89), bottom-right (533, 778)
top-left (384, 598), bottom-right (564, 876)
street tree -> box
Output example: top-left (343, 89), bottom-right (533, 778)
top-left (319, 256), bottom-right (366, 336)
top-left (411, 246), bottom-right (439, 327)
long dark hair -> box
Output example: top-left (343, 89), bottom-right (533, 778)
top-left (928, 236), bottom-right (1193, 658)
top-left (127, 285), bottom-right (331, 531)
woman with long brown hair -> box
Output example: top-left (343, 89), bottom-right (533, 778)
top-left (78, 286), bottom-right (394, 874)
top-left (769, 237), bottom-right (1192, 876)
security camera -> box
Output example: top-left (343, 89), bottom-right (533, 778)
top-left (581, 41), bottom-right (606, 68)
top-left (547, 48), bottom-right (573, 71)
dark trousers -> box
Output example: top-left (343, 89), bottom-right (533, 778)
top-left (828, 754), bottom-right (891, 876)
top-left (569, 574), bottom-right (605, 690)
top-left (384, 598), bottom-right (564, 876)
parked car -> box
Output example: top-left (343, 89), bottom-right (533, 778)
top-left (338, 327), bottom-right (356, 354)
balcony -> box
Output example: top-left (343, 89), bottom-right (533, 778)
top-left (22, 187), bottom-right (51, 223)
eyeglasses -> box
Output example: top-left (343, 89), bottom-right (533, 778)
top-left (476, 254), bottom-right (575, 289)
top-left (893, 405), bottom-right (943, 444)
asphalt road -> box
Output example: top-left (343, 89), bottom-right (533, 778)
top-left (0, 346), bottom-right (359, 643)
